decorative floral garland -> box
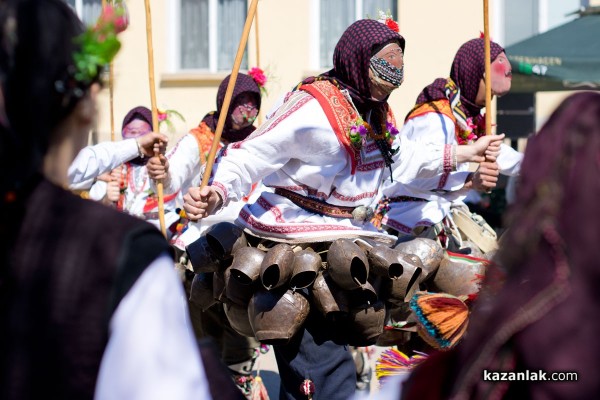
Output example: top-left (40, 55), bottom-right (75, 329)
top-left (457, 114), bottom-right (487, 145)
top-left (72, 1), bottom-right (129, 84)
top-left (349, 118), bottom-right (399, 149)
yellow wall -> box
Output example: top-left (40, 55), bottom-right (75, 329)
top-left (96, 0), bottom-right (311, 145)
top-left (394, 0), bottom-right (489, 122)
top-left (94, 0), bottom-right (577, 147)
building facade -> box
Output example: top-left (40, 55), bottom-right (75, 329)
top-left (65, 0), bottom-right (595, 144)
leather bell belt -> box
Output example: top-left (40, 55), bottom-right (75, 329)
top-left (387, 195), bottom-right (428, 203)
top-left (274, 188), bottom-right (374, 222)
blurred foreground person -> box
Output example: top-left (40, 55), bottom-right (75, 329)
top-left (0, 1), bottom-right (212, 399)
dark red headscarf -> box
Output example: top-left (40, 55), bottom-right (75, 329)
top-left (320, 19), bottom-right (405, 116)
top-left (416, 38), bottom-right (504, 119)
top-left (121, 106), bottom-right (154, 133)
top-left (402, 92), bottom-right (600, 399)
top-left (201, 73), bottom-right (261, 143)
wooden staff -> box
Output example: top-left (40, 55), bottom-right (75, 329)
top-left (254, 6), bottom-right (261, 71)
top-left (144, 0), bottom-right (167, 236)
top-left (483, 0), bottom-right (492, 136)
top-left (101, 0), bottom-right (116, 142)
top-left (201, 0), bottom-right (260, 188)
top-left (254, 5), bottom-right (263, 126)
top-left (109, 64), bottom-right (115, 141)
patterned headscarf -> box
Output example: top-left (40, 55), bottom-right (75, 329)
top-left (320, 19), bottom-right (405, 115)
top-left (201, 73), bottom-right (261, 143)
top-left (121, 105), bottom-right (153, 133)
top-left (416, 38), bottom-right (504, 119)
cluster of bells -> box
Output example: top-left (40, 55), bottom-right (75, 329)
top-left (185, 222), bottom-right (488, 347)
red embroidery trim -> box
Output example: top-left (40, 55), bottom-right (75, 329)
top-left (299, 81), bottom-right (360, 174)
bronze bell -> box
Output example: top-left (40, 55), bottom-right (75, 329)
top-left (223, 302), bottom-right (255, 337)
top-left (460, 240), bottom-right (485, 258)
top-left (310, 271), bottom-right (350, 318)
top-left (327, 239), bottom-right (369, 290)
top-left (205, 221), bottom-right (248, 260)
top-left (367, 244), bottom-right (405, 279)
top-left (229, 246), bottom-right (266, 285)
top-left (385, 252), bottom-right (423, 306)
top-left (484, 249), bottom-right (497, 261)
top-left (346, 301), bottom-right (386, 347)
top-left (189, 272), bottom-right (217, 312)
top-left (260, 243), bottom-right (295, 290)
top-left (431, 254), bottom-right (487, 297)
top-left (403, 278), bottom-right (419, 303)
top-left (394, 237), bottom-right (444, 282)
top-left (389, 301), bottom-right (415, 324)
top-left (224, 266), bottom-right (256, 306)
top-left (349, 280), bottom-right (378, 306)
top-left (376, 329), bottom-right (413, 347)
top-left (212, 271), bottom-right (228, 303)
top-left (376, 302), bottom-right (417, 347)
top-left (290, 248), bottom-right (321, 290)
top-left (248, 289), bottom-right (310, 345)
top-left (185, 235), bottom-right (220, 273)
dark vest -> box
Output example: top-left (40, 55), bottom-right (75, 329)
top-left (0, 179), bottom-right (170, 399)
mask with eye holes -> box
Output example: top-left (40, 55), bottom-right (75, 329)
top-left (369, 56), bottom-right (404, 87)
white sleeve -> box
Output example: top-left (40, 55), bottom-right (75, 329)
top-left (69, 178), bottom-right (95, 191)
top-left (497, 143), bottom-right (523, 177)
top-left (211, 99), bottom-right (340, 203)
top-left (68, 139), bottom-right (138, 185)
top-left (88, 180), bottom-right (108, 202)
top-left (152, 134), bottom-right (201, 194)
top-left (390, 136), bottom-right (470, 192)
top-left (94, 254), bottom-right (212, 400)
top-left (390, 113), bottom-right (470, 192)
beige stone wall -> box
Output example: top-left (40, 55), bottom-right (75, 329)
top-left (94, 0), bottom-right (576, 148)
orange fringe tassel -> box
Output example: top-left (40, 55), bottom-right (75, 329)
top-left (410, 292), bottom-right (469, 350)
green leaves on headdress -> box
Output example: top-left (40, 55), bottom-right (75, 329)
top-left (72, 1), bottom-right (129, 84)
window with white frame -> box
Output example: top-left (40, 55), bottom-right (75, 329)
top-left (176, 0), bottom-right (248, 72)
top-left (64, 0), bottom-right (102, 26)
top-left (316, 0), bottom-right (398, 69)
